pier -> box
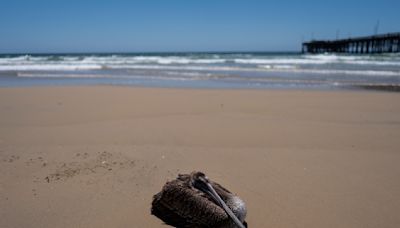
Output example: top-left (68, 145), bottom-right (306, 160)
top-left (302, 32), bottom-right (400, 54)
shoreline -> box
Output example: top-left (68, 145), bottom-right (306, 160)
top-left (352, 84), bottom-right (400, 92)
top-left (1, 86), bottom-right (400, 228)
top-left (1, 81), bottom-right (400, 93)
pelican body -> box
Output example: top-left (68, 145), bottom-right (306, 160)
top-left (151, 171), bottom-right (248, 228)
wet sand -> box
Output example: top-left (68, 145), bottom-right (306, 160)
top-left (0, 86), bottom-right (400, 228)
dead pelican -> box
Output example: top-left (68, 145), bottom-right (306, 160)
top-left (151, 171), bottom-right (248, 228)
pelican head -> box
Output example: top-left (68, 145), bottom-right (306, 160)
top-left (191, 172), bottom-right (210, 189)
top-left (191, 172), bottom-right (247, 228)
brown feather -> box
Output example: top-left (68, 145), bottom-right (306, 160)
top-left (152, 174), bottom-right (228, 227)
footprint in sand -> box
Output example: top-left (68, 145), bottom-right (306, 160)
top-left (44, 151), bottom-right (140, 183)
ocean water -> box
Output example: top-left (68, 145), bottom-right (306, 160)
top-left (0, 52), bottom-right (399, 90)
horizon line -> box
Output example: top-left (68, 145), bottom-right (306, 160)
top-left (0, 50), bottom-right (302, 55)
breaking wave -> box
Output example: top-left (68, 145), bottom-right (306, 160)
top-left (1, 52), bottom-right (399, 89)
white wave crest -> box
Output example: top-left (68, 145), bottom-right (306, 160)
top-left (0, 64), bottom-right (102, 71)
top-left (1, 54), bottom-right (399, 68)
top-left (258, 65), bottom-right (400, 77)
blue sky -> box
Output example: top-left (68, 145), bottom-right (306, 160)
top-left (0, 0), bottom-right (399, 53)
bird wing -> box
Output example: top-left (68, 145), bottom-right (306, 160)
top-left (151, 178), bottom-right (228, 227)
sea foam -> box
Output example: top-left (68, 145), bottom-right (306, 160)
top-left (1, 53), bottom-right (399, 89)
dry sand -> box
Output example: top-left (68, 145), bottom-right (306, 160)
top-left (0, 86), bottom-right (399, 228)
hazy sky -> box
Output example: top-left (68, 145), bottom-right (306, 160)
top-left (1, 0), bottom-right (399, 53)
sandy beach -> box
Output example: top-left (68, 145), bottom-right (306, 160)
top-left (0, 86), bottom-right (399, 228)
